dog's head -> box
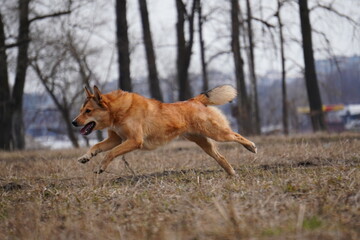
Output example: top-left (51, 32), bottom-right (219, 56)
top-left (72, 86), bottom-right (111, 135)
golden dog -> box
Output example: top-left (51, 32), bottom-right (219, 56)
top-left (72, 85), bottom-right (257, 175)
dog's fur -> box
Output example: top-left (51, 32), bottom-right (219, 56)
top-left (72, 85), bottom-right (257, 175)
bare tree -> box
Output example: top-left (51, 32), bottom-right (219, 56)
top-left (298, 0), bottom-right (326, 132)
top-left (175, 0), bottom-right (197, 100)
top-left (231, 0), bottom-right (253, 135)
top-left (138, 0), bottom-right (163, 101)
top-left (31, 62), bottom-right (80, 148)
top-left (11, 0), bottom-right (30, 150)
top-left (196, 0), bottom-right (209, 92)
top-left (67, 33), bottom-right (104, 143)
top-left (0, 12), bottom-right (11, 150)
top-left (275, 0), bottom-right (289, 135)
top-left (0, 0), bottom-right (71, 150)
top-left (115, 0), bottom-right (132, 91)
top-left (30, 30), bottom-right (101, 148)
top-left (245, 0), bottom-right (260, 135)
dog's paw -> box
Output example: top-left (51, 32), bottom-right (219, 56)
top-left (227, 168), bottom-right (237, 177)
top-left (93, 169), bottom-right (104, 174)
top-left (77, 154), bottom-right (91, 164)
top-left (244, 142), bottom-right (257, 153)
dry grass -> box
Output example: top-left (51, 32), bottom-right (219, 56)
top-left (0, 133), bottom-right (359, 239)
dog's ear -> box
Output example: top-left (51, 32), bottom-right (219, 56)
top-left (93, 85), bottom-right (103, 104)
top-left (84, 86), bottom-right (92, 98)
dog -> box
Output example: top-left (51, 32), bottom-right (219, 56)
top-left (72, 85), bottom-right (257, 175)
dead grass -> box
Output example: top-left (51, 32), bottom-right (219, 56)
top-left (0, 133), bottom-right (359, 239)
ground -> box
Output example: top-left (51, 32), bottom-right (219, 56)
top-left (0, 133), bottom-right (359, 239)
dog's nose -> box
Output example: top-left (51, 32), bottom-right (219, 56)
top-left (72, 120), bottom-right (78, 127)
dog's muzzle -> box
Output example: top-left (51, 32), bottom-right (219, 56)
top-left (72, 120), bottom-right (79, 127)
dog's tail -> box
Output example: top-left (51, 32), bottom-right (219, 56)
top-left (194, 85), bottom-right (237, 106)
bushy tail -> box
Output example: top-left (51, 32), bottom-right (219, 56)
top-left (194, 85), bottom-right (237, 106)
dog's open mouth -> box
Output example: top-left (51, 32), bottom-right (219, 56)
top-left (80, 121), bottom-right (96, 135)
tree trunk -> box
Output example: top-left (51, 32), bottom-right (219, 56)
top-left (62, 110), bottom-right (79, 148)
top-left (245, 0), bottom-right (260, 135)
top-left (12, 0), bottom-right (30, 150)
top-left (138, 0), bottom-right (163, 101)
top-left (96, 130), bottom-right (103, 142)
top-left (175, 0), bottom-right (196, 100)
top-left (277, 0), bottom-right (289, 135)
top-left (54, 103), bottom-right (80, 148)
top-left (115, 0), bottom-right (132, 91)
top-left (197, 0), bottom-right (209, 92)
top-left (0, 13), bottom-right (12, 150)
top-left (231, 0), bottom-right (252, 135)
top-left (298, 0), bottom-right (326, 131)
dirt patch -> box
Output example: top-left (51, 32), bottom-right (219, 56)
top-left (1, 182), bottom-right (23, 191)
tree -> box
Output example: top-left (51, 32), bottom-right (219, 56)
top-left (245, 0), bottom-right (260, 135)
top-left (30, 30), bottom-right (101, 148)
top-left (175, 0), bottom-right (197, 100)
top-left (0, 0), bottom-right (70, 150)
top-left (115, 0), bottom-right (132, 91)
top-left (31, 59), bottom-right (80, 148)
top-left (138, 0), bottom-right (163, 101)
top-left (196, 0), bottom-right (209, 92)
top-left (11, 0), bottom-right (30, 150)
top-left (0, 12), bottom-right (11, 150)
top-left (276, 0), bottom-right (289, 135)
top-left (298, 0), bottom-right (326, 132)
top-left (230, 0), bottom-right (253, 135)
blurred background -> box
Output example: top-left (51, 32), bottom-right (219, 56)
top-left (0, 0), bottom-right (359, 150)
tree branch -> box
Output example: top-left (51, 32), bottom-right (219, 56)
top-left (252, 17), bottom-right (275, 28)
top-left (310, 4), bottom-right (359, 27)
top-left (207, 50), bottom-right (232, 65)
top-left (29, 10), bottom-right (71, 24)
top-left (3, 39), bottom-right (30, 49)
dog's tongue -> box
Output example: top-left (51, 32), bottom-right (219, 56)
top-left (80, 122), bottom-right (95, 135)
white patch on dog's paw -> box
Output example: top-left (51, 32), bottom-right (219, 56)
top-left (244, 142), bottom-right (257, 153)
top-left (251, 142), bottom-right (257, 153)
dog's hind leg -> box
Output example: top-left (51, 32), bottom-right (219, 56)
top-left (233, 132), bottom-right (257, 153)
top-left (200, 125), bottom-right (257, 154)
top-left (184, 134), bottom-right (236, 176)
top-left (216, 131), bottom-right (257, 154)
top-left (197, 107), bottom-right (257, 153)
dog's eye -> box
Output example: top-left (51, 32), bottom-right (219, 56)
top-left (85, 109), bottom-right (91, 113)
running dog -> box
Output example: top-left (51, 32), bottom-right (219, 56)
top-left (72, 85), bottom-right (257, 175)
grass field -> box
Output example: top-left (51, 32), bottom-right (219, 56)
top-left (1, 133), bottom-right (359, 239)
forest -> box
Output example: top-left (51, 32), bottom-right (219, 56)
top-left (0, 0), bottom-right (359, 150)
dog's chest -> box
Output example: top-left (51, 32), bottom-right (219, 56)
top-left (109, 126), bottom-right (127, 140)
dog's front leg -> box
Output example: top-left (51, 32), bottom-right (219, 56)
top-left (77, 149), bottom-right (99, 164)
top-left (94, 138), bottom-right (143, 174)
top-left (78, 130), bottom-right (122, 164)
